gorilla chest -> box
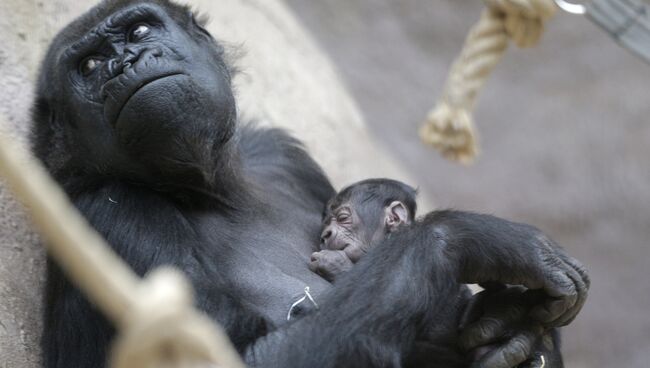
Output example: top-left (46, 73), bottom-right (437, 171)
top-left (196, 213), bottom-right (331, 325)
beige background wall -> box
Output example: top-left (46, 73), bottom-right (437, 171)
top-left (0, 1), bottom-right (420, 366)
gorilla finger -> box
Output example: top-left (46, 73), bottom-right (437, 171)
top-left (459, 286), bottom-right (525, 333)
top-left (461, 304), bottom-right (528, 352)
top-left (539, 256), bottom-right (587, 326)
top-left (470, 329), bottom-right (540, 368)
top-left (461, 297), bottom-right (531, 349)
top-left (549, 266), bottom-right (588, 327)
top-left (478, 282), bottom-right (507, 291)
top-left (521, 289), bottom-right (546, 306)
top-left (531, 272), bottom-right (577, 323)
top-left (460, 317), bottom-right (506, 351)
top-left (308, 260), bottom-right (320, 272)
top-left (531, 298), bottom-right (571, 325)
top-left (459, 291), bottom-right (489, 330)
top-left (554, 247), bottom-right (590, 288)
top-left (563, 254), bottom-right (591, 289)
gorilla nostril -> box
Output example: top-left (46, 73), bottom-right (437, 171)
top-left (320, 230), bottom-right (332, 244)
top-left (122, 47), bottom-right (142, 66)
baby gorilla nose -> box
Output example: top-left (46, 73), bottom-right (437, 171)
top-left (320, 229), bottom-right (332, 244)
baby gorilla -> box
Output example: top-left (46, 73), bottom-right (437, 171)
top-left (310, 181), bottom-right (565, 366)
top-left (310, 178), bottom-right (417, 281)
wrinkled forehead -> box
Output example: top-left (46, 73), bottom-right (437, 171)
top-left (49, 0), bottom-right (189, 53)
top-left (324, 186), bottom-right (380, 216)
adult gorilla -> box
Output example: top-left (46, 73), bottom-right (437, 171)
top-left (32, 0), bottom-right (589, 367)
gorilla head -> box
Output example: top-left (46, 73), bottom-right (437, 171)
top-left (32, 0), bottom-right (236, 187)
top-left (320, 179), bottom-right (417, 262)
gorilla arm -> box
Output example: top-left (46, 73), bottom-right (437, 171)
top-left (245, 210), bottom-right (588, 368)
top-left (427, 210), bottom-right (590, 328)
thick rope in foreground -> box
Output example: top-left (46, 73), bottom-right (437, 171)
top-left (420, 0), bottom-right (557, 164)
top-left (0, 127), bottom-right (245, 368)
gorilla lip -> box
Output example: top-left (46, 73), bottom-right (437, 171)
top-left (102, 72), bottom-right (185, 127)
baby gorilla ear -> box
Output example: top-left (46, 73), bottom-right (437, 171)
top-left (384, 201), bottom-right (410, 232)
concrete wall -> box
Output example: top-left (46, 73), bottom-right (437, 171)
top-left (0, 1), bottom-right (420, 366)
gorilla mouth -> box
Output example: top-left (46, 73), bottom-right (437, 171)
top-left (102, 72), bottom-right (185, 127)
top-left (332, 242), bottom-right (350, 251)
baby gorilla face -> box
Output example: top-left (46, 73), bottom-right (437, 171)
top-left (311, 179), bottom-right (416, 282)
top-left (319, 204), bottom-right (374, 262)
top-left (311, 201), bottom-right (384, 282)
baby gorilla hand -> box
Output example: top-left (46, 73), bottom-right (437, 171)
top-left (309, 250), bottom-right (354, 282)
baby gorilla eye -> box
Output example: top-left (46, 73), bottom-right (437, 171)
top-left (79, 56), bottom-right (104, 76)
top-left (336, 213), bottom-right (350, 222)
top-left (128, 23), bottom-right (151, 42)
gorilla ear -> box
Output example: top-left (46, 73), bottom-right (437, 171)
top-left (32, 97), bottom-right (72, 173)
top-left (33, 97), bottom-right (62, 130)
top-left (384, 201), bottom-right (409, 232)
top-left (34, 97), bottom-right (51, 124)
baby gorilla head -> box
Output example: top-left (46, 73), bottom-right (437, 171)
top-left (310, 179), bottom-right (417, 281)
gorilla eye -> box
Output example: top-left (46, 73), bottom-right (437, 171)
top-left (80, 56), bottom-right (104, 76)
top-left (336, 213), bottom-right (350, 223)
top-left (129, 23), bottom-right (151, 42)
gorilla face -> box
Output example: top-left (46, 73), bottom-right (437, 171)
top-left (34, 1), bottom-right (236, 185)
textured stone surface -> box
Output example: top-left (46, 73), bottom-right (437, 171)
top-left (0, 1), bottom-right (420, 366)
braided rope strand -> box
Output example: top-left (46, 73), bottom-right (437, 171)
top-left (420, 0), bottom-right (557, 164)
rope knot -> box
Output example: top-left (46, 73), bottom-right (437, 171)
top-left (485, 0), bottom-right (557, 47)
top-left (420, 103), bottom-right (477, 164)
top-left (421, 0), bottom-right (557, 163)
top-left (110, 268), bottom-right (230, 368)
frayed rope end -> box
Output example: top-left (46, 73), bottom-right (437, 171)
top-left (419, 103), bottom-right (479, 165)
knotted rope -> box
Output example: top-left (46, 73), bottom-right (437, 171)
top-left (420, 0), bottom-right (557, 164)
top-left (0, 125), bottom-right (245, 368)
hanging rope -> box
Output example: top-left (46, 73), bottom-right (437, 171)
top-left (0, 124), bottom-right (245, 368)
top-left (420, 0), bottom-right (557, 164)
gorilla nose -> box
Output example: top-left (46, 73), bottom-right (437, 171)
top-left (320, 229), bottom-right (332, 244)
top-left (121, 47), bottom-right (162, 70)
top-left (121, 47), bottom-right (141, 69)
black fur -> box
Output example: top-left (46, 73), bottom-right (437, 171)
top-left (33, 1), bottom-right (588, 367)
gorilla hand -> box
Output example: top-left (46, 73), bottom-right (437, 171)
top-left (458, 286), bottom-right (562, 368)
top-left (428, 211), bottom-right (590, 328)
top-left (309, 250), bottom-right (354, 282)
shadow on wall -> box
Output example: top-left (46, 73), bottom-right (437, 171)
top-left (286, 1), bottom-right (650, 367)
